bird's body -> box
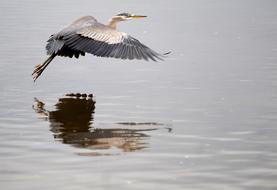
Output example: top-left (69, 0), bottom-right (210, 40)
top-left (32, 13), bottom-right (165, 81)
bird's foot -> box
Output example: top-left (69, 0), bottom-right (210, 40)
top-left (32, 64), bottom-right (44, 82)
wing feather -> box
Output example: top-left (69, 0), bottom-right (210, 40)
top-left (50, 16), bottom-right (164, 61)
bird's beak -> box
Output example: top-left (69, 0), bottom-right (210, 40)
top-left (130, 15), bottom-right (147, 19)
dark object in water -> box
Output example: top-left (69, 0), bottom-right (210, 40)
top-left (32, 95), bottom-right (172, 155)
top-left (65, 93), bottom-right (93, 98)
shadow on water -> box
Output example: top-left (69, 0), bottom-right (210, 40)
top-left (33, 94), bottom-right (171, 156)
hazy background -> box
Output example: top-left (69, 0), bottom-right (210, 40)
top-left (0, 0), bottom-right (277, 190)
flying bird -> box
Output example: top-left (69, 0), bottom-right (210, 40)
top-left (32, 13), bottom-right (167, 81)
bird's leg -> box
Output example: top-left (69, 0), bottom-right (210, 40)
top-left (32, 64), bottom-right (43, 75)
top-left (32, 54), bottom-right (56, 82)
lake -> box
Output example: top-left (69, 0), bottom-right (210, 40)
top-left (0, 0), bottom-right (277, 189)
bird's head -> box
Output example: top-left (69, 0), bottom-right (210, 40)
top-left (114, 13), bottom-right (147, 21)
top-left (108, 13), bottom-right (147, 29)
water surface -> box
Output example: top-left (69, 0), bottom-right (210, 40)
top-left (1, 0), bottom-right (277, 189)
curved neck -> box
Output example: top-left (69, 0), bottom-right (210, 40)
top-left (108, 17), bottom-right (122, 29)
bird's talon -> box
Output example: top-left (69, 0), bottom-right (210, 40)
top-left (35, 64), bottom-right (42, 68)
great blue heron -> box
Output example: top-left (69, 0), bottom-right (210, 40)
top-left (32, 13), bottom-right (167, 81)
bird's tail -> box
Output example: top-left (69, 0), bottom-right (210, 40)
top-left (32, 54), bottom-right (56, 82)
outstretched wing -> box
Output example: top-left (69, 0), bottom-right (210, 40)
top-left (60, 18), bottom-right (164, 61)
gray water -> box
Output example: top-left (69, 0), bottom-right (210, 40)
top-left (1, 0), bottom-right (277, 189)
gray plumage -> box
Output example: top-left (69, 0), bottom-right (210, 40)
top-left (32, 14), bottom-right (165, 81)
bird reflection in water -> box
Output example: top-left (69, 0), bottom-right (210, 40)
top-left (33, 94), bottom-right (170, 156)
